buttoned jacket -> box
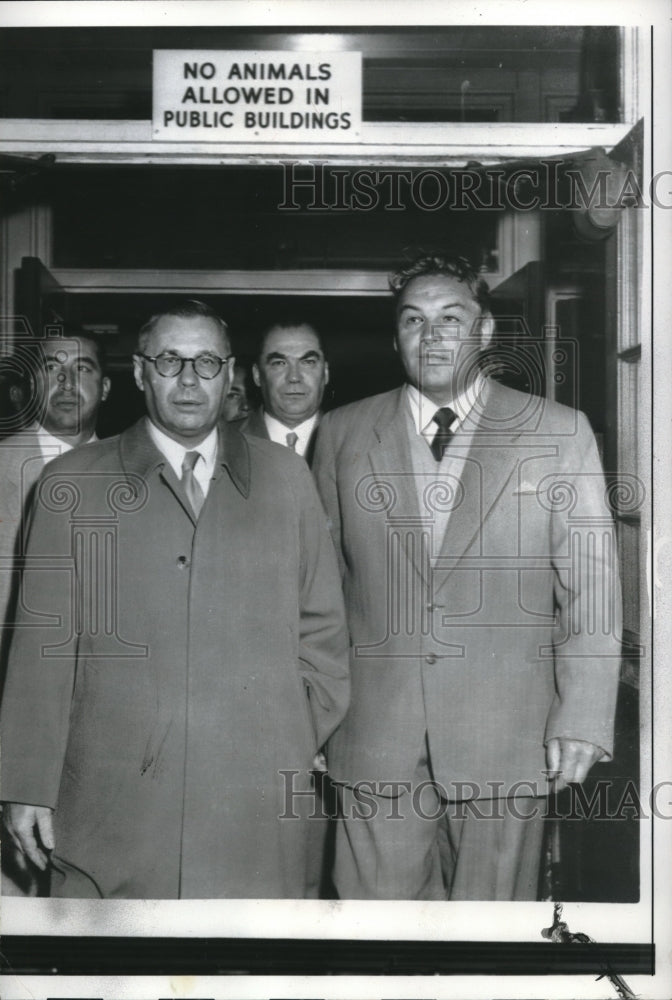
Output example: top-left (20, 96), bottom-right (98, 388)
top-left (312, 381), bottom-right (622, 799)
top-left (1, 418), bottom-right (349, 897)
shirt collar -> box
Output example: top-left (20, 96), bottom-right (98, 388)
top-left (36, 424), bottom-right (97, 460)
top-left (263, 411), bottom-right (319, 457)
top-left (146, 422), bottom-right (218, 480)
top-left (406, 372), bottom-right (486, 438)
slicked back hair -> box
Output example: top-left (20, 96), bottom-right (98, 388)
top-left (137, 300), bottom-right (230, 354)
top-left (389, 254), bottom-right (491, 313)
top-left (32, 327), bottom-right (108, 377)
top-left (256, 320), bottom-right (325, 363)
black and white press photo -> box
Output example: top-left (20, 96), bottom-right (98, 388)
top-left (0, 2), bottom-right (669, 999)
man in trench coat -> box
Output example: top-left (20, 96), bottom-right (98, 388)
top-left (312, 254), bottom-right (622, 900)
top-left (1, 299), bottom-right (350, 899)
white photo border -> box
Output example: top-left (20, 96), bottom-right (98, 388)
top-left (0, 2), bottom-right (670, 998)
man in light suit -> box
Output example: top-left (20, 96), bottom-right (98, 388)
top-left (312, 254), bottom-right (622, 900)
top-left (0, 329), bottom-right (110, 895)
top-left (239, 322), bottom-right (329, 464)
top-left (1, 300), bottom-right (349, 898)
top-left (0, 331), bottom-right (111, 636)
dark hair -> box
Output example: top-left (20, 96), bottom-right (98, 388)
top-left (389, 254), bottom-right (491, 313)
top-left (256, 320), bottom-right (325, 363)
top-left (137, 300), bottom-right (230, 354)
top-left (75, 329), bottom-right (108, 373)
top-left (35, 327), bottom-right (108, 374)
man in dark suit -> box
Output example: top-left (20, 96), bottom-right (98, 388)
top-left (313, 254), bottom-right (622, 900)
top-left (1, 300), bottom-right (349, 899)
top-left (239, 322), bottom-right (329, 464)
top-left (238, 320), bottom-right (333, 894)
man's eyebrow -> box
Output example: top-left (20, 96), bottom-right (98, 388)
top-left (399, 301), bottom-right (468, 313)
top-left (264, 349), bottom-right (322, 361)
top-left (44, 353), bottom-right (98, 364)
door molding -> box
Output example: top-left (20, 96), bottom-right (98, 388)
top-left (0, 119), bottom-right (633, 166)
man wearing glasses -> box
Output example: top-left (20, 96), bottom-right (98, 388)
top-left (0, 299), bottom-right (349, 899)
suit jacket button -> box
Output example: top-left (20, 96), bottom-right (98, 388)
top-left (177, 555), bottom-right (189, 568)
top-left (425, 654), bottom-right (438, 665)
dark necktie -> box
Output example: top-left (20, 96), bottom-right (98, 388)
top-left (181, 450), bottom-right (205, 517)
top-left (429, 406), bottom-right (456, 462)
top-left (286, 431), bottom-right (299, 451)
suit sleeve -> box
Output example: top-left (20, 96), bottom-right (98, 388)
top-left (294, 456), bottom-right (350, 750)
top-left (544, 412), bottom-right (623, 758)
top-left (0, 446), bottom-right (40, 635)
top-left (0, 472), bottom-right (20, 634)
top-left (0, 466), bottom-right (78, 808)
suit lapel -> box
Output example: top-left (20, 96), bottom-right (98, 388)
top-left (304, 411), bottom-right (322, 467)
top-left (434, 380), bottom-right (525, 582)
top-left (365, 388), bottom-right (431, 587)
top-left (368, 388), bottom-right (420, 523)
top-left (245, 408), bottom-right (270, 440)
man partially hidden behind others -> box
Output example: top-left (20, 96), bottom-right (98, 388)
top-left (240, 322), bottom-right (329, 464)
top-left (312, 254), bottom-right (622, 900)
top-left (1, 299), bottom-right (350, 898)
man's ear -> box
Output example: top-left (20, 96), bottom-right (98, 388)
top-left (132, 355), bottom-right (144, 393)
top-left (101, 376), bottom-right (111, 402)
top-left (324, 361), bottom-right (330, 386)
top-left (252, 363), bottom-right (261, 388)
top-left (392, 335), bottom-right (399, 355)
top-left (479, 313), bottom-right (495, 350)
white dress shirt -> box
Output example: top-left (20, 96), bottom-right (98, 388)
top-left (147, 422), bottom-right (218, 499)
top-left (405, 373), bottom-right (488, 553)
top-left (405, 371), bottom-right (486, 443)
top-left (37, 424), bottom-right (98, 462)
top-left (263, 411), bottom-right (319, 458)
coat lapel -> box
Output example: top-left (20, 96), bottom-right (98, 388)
top-left (119, 418), bottom-right (251, 527)
top-left (119, 418), bottom-right (195, 523)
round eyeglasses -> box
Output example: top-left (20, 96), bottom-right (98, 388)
top-left (138, 352), bottom-right (232, 379)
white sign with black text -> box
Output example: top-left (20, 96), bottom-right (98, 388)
top-left (153, 49), bottom-right (362, 142)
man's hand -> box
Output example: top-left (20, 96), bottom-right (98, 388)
top-left (546, 738), bottom-right (605, 793)
top-left (3, 803), bottom-right (54, 870)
